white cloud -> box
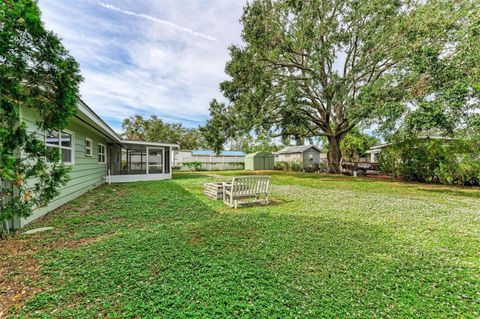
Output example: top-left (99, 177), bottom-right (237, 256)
top-left (96, 1), bottom-right (218, 42)
top-left (37, 0), bottom-right (245, 131)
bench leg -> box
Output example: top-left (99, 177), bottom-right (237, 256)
top-left (234, 200), bottom-right (238, 209)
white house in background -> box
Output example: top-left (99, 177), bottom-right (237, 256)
top-left (174, 150), bottom-right (246, 170)
top-left (365, 143), bottom-right (390, 163)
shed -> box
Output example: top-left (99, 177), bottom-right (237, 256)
top-left (244, 152), bottom-right (275, 170)
top-left (277, 145), bottom-right (324, 169)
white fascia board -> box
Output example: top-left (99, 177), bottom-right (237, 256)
top-left (76, 99), bottom-right (122, 142)
top-left (121, 140), bottom-right (179, 148)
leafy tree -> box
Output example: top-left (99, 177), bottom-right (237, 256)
top-left (227, 132), bottom-right (281, 154)
top-left (377, 1), bottom-right (480, 141)
top-left (379, 138), bottom-right (480, 185)
top-left (204, 0), bottom-right (476, 173)
top-left (201, 99), bottom-right (236, 153)
top-left (0, 0), bottom-right (82, 231)
top-left (121, 115), bottom-right (207, 150)
top-left (340, 129), bottom-right (379, 162)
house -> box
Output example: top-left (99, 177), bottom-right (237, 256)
top-left (174, 150), bottom-right (245, 170)
top-left (277, 145), bottom-right (326, 168)
top-left (13, 99), bottom-right (178, 228)
top-left (365, 143), bottom-right (390, 163)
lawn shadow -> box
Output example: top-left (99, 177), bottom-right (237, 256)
top-left (172, 172), bottom-right (209, 179)
top-left (415, 187), bottom-right (480, 199)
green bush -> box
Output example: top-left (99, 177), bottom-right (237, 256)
top-left (274, 161), bottom-right (305, 172)
top-left (274, 161), bottom-right (290, 171)
top-left (290, 162), bottom-right (303, 172)
top-left (379, 138), bottom-right (480, 185)
top-left (182, 161), bottom-right (204, 171)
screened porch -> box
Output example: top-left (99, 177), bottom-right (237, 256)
top-left (107, 141), bottom-right (174, 183)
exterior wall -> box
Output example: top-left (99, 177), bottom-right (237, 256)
top-left (245, 154), bottom-right (274, 170)
top-left (302, 149), bottom-right (321, 168)
top-left (279, 150), bottom-right (325, 168)
top-left (278, 153), bottom-right (303, 163)
top-left (17, 107), bottom-right (109, 227)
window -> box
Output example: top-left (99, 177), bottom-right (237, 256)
top-left (98, 143), bottom-right (106, 164)
top-left (46, 129), bottom-right (74, 164)
top-left (85, 138), bottom-right (92, 157)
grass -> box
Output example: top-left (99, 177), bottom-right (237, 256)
top-left (1, 171), bottom-right (479, 318)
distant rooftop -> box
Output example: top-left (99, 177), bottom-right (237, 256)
top-left (191, 150), bottom-right (246, 156)
top-left (278, 145), bottom-right (322, 154)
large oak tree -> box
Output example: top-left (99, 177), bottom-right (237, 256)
top-left (204, 0), bottom-right (478, 173)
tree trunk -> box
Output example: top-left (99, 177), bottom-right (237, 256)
top-left (327, 135), bottom-right (342, 174)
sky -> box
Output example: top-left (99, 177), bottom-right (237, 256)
top-left (37, 0), bottom-right (246, 133)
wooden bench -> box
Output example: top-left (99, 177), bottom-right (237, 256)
top-left (223, 176), bottom-right (271, 209)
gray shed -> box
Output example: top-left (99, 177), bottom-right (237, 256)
top-left (245, 152), bottom-right (275, 170)
top-left (277, 145), bottom-right (324, 169)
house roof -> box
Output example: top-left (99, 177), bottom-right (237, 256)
top-left (76, 98), bottom-right (179, 149)
top-left (369, 143), bottom-right (390, 150)
top-left (245, 152), bottom-right (274, 158)
top-left (277, 145), bottom-right (322, 154)
top-left (191, 150), bottom-right (246, 156)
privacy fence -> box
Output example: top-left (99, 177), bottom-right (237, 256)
top-left (173, 150), bottom-right (245, 171)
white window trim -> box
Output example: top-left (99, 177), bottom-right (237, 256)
top-left (98, 143), bottom-right (107, 164)
top-left (45, 129), bottom-right (75, 165)
top-left (85, 137), bottom-right (93, 157)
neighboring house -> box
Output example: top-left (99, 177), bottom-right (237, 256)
top-left (14, 99), bottom-right (178, 228)
top-left (174, 150), bottom-right (245, 170)
top-left (277, 145), bottom-right (326, 168)
top-left (365, 143), bottom-right (390, 163)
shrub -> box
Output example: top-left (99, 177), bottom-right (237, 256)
top-left (290, 162), bottom-right (303, 172)
top-left (182, 161), bottom-right (203, 171)
top-left (317, 162), bottom-right (329, 173)
top-left (379, 138), bottom-right (480, 185)
top-left (227, 162), bottom-right (245, 170)
top-left (274, 161), bottom-right (290, 171)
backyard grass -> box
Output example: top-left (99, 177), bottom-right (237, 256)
top-left (1, 171), bottom-right (479, 318)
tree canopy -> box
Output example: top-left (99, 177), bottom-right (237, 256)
top-left (0, 0), bottom-right (82, 231)
top-left (203, 0), bottom-right (479, 173)
top-left (340, 129), bottom-right (379, 162)
top-left (121, 115), bottom-right (207, 150)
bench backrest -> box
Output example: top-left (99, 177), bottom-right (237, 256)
top-left (231, 176), bottom-right (271, 196)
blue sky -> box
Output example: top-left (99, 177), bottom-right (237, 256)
top-left (38, 0), bottom-right (246, 132)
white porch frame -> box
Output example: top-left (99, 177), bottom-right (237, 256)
top-left (108, 145), bottom-right (173, 183)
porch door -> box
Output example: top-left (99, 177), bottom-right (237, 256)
top-left (147, 147), bottom-right (164, 174)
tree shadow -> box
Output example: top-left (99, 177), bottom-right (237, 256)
top-left (415, 187), bottom-right (480, 199)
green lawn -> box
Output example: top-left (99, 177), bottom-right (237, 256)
top-left (2, 171), bottom-right (479, 318)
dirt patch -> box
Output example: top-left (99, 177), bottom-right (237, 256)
top-left (58, 234), bottom-right (111, 249)
top-left (0, 231), bottom-right (110, 317)
top-left (0, 236), bottom-right (42, 318)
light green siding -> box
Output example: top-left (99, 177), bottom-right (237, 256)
top-left (17, 107), bottom-right (109, 227)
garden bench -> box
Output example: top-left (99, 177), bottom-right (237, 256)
top-left (223, 176), bottom-right (271, 209)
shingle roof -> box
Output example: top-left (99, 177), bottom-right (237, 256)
top-left (277, 145), bottom-right (322, 154)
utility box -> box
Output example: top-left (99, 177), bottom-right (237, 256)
top-left (244, 152), bottom-right (275, 170)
